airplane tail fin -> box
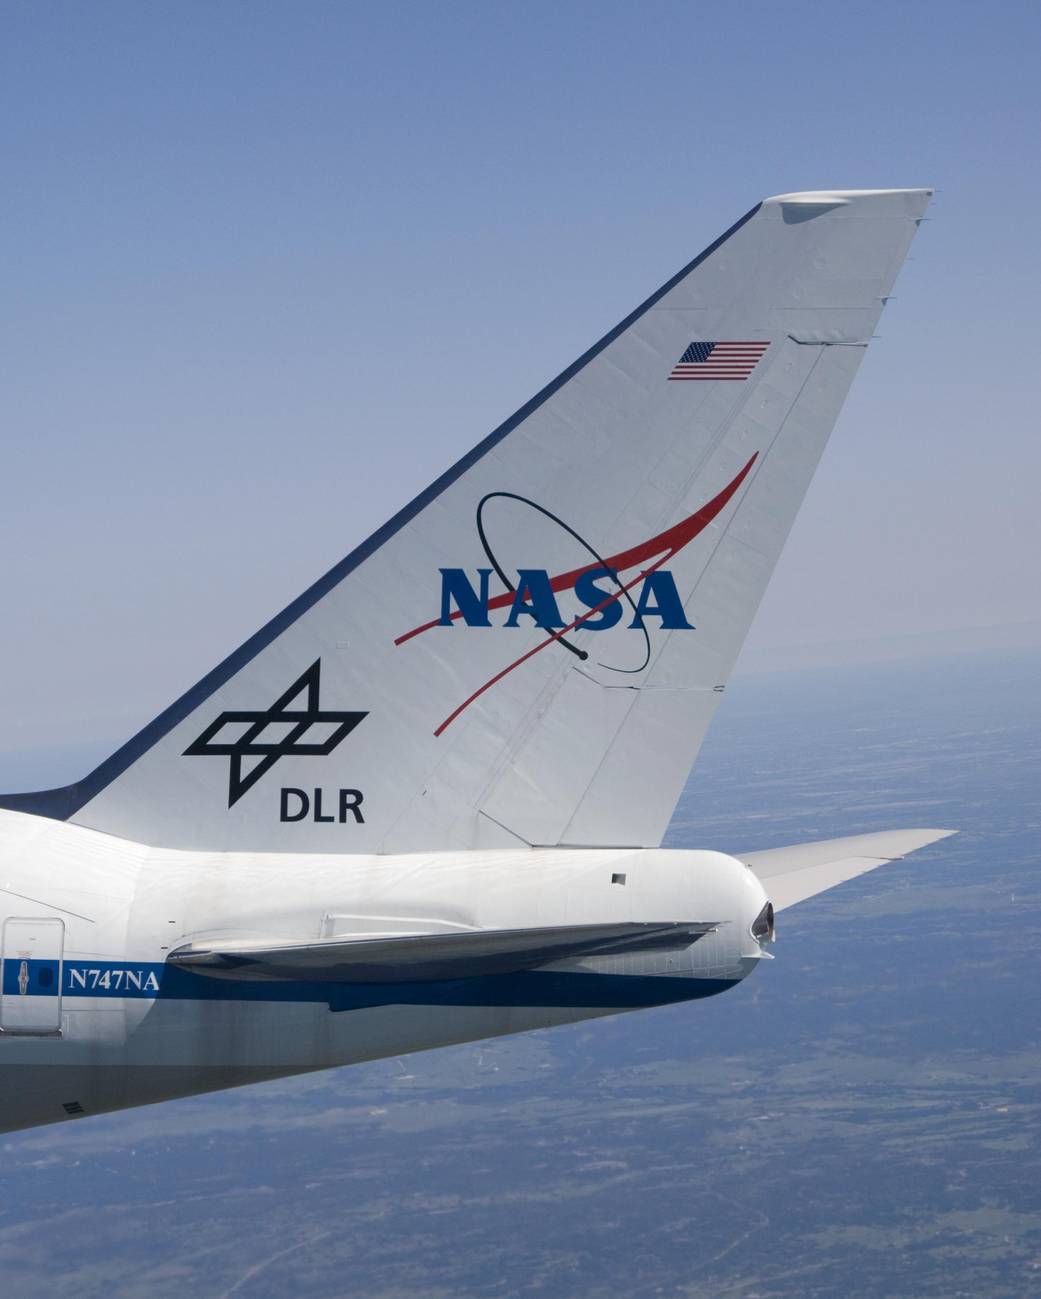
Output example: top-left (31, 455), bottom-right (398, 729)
top-left (3, 188), bottom-right (932, 851)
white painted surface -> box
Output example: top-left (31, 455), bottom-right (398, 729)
top-left (743, 829), bottom-right (956, 910)
top-left (61, 189), bottom-right (931, 853)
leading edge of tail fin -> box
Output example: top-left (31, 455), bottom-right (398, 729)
top-left (2, 188), bottom-right (932, 851)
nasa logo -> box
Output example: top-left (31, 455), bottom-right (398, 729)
top-left (394, 454), bottom-right (758, 735)
top-left (435, 565), bottom-right (693, 634)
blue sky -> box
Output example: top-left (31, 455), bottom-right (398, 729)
top-left (2, 0), bottom-right (1039, 769)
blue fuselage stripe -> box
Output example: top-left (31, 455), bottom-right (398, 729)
top-left (2, 958), bottom-right (735, 1011)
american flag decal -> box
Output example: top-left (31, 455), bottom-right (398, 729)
top-left (668, 340), bottom-right (769, 381)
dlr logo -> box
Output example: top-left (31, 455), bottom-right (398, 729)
top-left (279, 788), bottom-right (365, 824)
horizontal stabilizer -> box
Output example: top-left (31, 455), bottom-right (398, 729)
top-left (743, 828), bottom-right (956, 911)
top-left (168, 920), bottom-right (719, 984)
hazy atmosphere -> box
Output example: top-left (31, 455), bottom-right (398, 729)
top-left (3, 0), bottom-right (1039, 771)
top-left (2, 7), bottom-right (1039, 1296)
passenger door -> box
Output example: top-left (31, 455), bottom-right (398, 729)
top-left (1, 917), bottom-right (65, 1035)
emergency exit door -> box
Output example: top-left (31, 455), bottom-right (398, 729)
top-left (1, 917), bottom-right (65, 1034)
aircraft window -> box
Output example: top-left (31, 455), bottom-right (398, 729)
top-left (38, 967), bottom-right (54, 988)
top-left (611, 873), bottom-right (627, 885)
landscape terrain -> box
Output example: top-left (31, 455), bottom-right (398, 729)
top-left (0, 649), bottom-right (1038, 1297)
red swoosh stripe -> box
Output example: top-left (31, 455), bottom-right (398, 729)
top-left (396, 452), bottom-right (758, 735)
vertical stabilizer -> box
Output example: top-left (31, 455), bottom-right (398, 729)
top-left (2, 189), bottom-right (932, 851)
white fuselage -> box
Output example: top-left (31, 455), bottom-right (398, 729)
top-left (0, 809), bottom-right (768, 1133)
